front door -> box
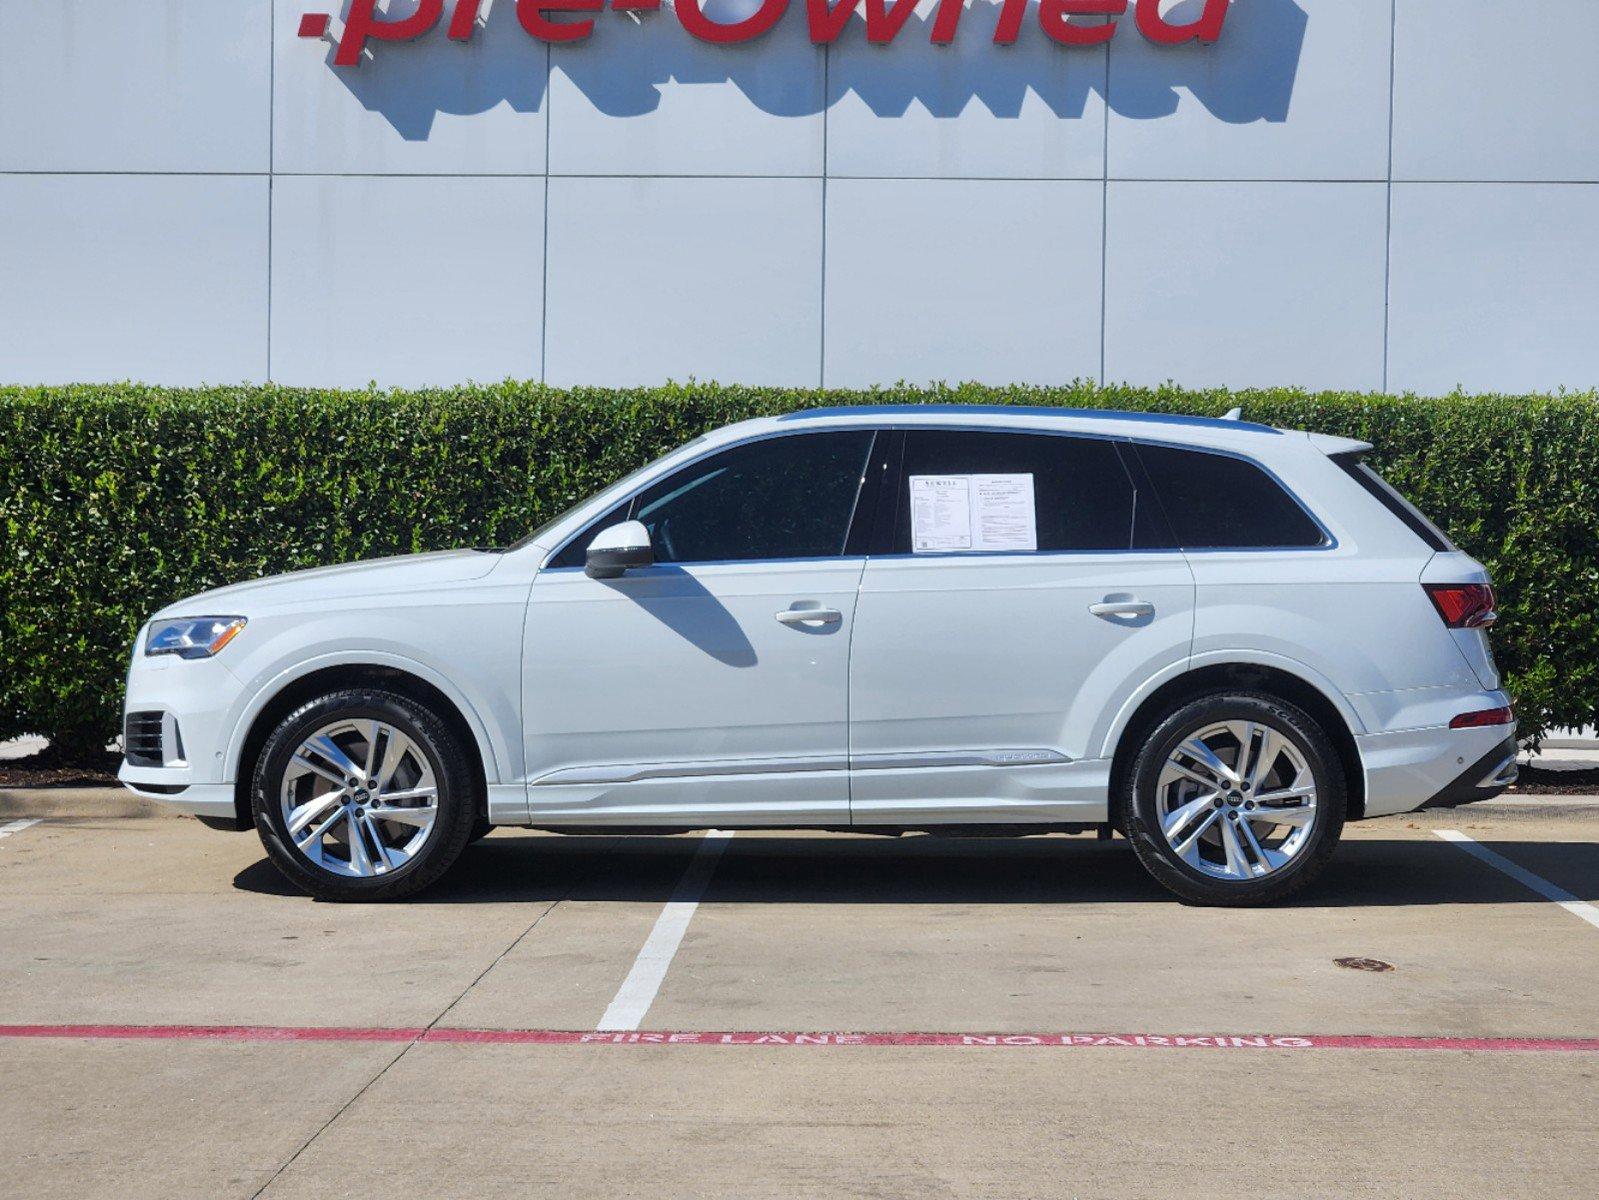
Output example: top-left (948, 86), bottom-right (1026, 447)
top-left (521, 429), bottom-right (878, 826)
top-left (848, 428), bottom-right (1196, 824)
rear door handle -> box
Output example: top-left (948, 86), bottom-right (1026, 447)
top-left (1089, 599), bottom-right (1155, 618)
top-left (776, 606), bottom-right (843, 627)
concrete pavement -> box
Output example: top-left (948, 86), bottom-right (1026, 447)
top-left (2, 788), bottom-right (1597, 1198)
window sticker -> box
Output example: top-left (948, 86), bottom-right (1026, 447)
top-left (909, 474), bottom-right (1037, 553)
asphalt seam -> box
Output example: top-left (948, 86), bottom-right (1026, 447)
top-left (248, 887), bottom-right (572, 1199)
top-left (431, 897), bottom-right (566, 1030)
top-left (245, 1037), bottom-right (411, 1200)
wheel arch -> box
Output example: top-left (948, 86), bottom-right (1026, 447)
top-left (1106, 661), bottom-right (1366, 827)
top-left (226, 661), bottom-right (494, 830)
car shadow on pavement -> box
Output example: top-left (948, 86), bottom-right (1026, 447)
top-left (231, 833), bottom-right (1599, 907)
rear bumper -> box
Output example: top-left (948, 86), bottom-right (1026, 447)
top-left (1357, 720), bottom-right (1517, 818)
top-left (1419, 736), bottom-right (1519, 810)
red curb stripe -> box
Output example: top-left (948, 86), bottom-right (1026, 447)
top-left (2, 1024), bottom-right (1598, 1052)
top-left (0, 1024), bottom-right (421, 1043)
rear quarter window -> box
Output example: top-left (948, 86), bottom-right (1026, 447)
top-left (1332, 453), bottom-right (1455, 552)
top-left (1135, 443), bottom-right (1326, 550)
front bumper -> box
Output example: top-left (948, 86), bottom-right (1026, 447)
top-left (119, 633), bottom-right (246, 819)
top-left (117, 764), bottom-right (239, 818)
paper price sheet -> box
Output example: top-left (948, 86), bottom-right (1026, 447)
top-left (909, 474), bottom-right (1037, 553)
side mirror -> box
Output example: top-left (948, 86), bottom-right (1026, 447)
top-left (585, 520), bottom-right (654, 579)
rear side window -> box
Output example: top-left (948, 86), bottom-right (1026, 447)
top-left (890, 430), bottom-right (1162, 554)
top-left (1136, 443), bottom-right (1326, 550)
top-left (1332, 453), bottom-right (1455, 552)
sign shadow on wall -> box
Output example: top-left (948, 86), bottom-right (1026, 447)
top-left (322, 0), bottom-right (1307, 139)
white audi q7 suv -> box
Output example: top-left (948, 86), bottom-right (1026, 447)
top-left (119, 406), bottom-right (1516, 904)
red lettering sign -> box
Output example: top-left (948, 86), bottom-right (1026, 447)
top-left (1039, 0), bottom-right (1125, 47)
top-left (299, 0), bottom-right (1233, 59)
top-left (518, 0), bottom-right (605, 44)
top-left (331, 0), bottom-right (444, 66)
top-left (676, 0), bottom-right (789, 44)
top-left (1134, 0), bottom-right (1228, 45)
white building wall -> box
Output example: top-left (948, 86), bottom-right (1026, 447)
top-left (0, 0), bottom-right (1595, 394)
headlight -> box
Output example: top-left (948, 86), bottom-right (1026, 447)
top-left (144, 616), bottom-right (247, 659)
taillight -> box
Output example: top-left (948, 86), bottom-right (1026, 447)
top-left (1424, 583), bottom-right (1497, 629)
top-left (1449, 706), bottom-right (1514, 729)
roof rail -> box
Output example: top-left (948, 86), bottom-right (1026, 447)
top-left (774, 404), bottom-right (1281, 435)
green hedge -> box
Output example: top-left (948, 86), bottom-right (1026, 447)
top-left (3, 382), bottom-right (1596, 756)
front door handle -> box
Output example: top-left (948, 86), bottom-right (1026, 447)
top-left (776, 606), bottom-right (843, 627)
top-left (1089, 598), bottom-right (1155, 619)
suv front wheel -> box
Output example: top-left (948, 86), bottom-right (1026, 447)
top-left (252, 688), bottom-right (479, 901)
top-left (1123, 692), bottom-right (1345, 906)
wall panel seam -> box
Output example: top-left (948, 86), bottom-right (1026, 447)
top-left (1381, 0), bottom-right (1397, 391)
top-left (1099, 37), bottom-right (1109, 387)
top-left (820, 43), bottom-right (829, 389)
top-left (267, 0), bottom-right (276, 384)
top-left (540, 42), bottom-right (552, 385)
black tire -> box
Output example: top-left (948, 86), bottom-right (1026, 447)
top-left (1121, 691), bottom-right (1345, 906)
top-left (251, 688), bottom-right (479, 902)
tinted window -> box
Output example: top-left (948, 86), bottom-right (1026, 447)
top-left (891, 431), bottom-right (1150, 554)
top-left (1333, 453), bottom-right (1455, 552)
top-left (1136, 444), bottom-right (1325, 549)
top-left (548, 498), bottom-right (631, 569)
top-left (552, 431), bottom-right (873, 567)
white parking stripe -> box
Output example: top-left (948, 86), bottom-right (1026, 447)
top-left (1435, 829), bottom-right (1599, 932)
top-left (1476, 795), bottom-right (1599, 808)
top-left (0, 818), bottom-right (43, 843)
top-left (598, 831), bottom-right (733, 1032)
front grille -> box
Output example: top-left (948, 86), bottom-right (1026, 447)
top-left (124, 711), bottom-right (165, 767)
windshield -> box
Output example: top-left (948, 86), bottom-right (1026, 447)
top-left (505, 436), bottom-right (708, 553)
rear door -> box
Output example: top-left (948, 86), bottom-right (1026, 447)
top-left (847, 428), bottom-right (1196, 825)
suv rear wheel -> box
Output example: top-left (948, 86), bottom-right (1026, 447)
top-left (251, 688), bottom-right (479, 901)
top-left (1123, 692), bottom-right (1345, 906)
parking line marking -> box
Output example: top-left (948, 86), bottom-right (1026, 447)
top-left (597, 830), bottom-right (733, 1032)
top-left (1435, 829), bottom-right (1599, 932)
top-left (0, 818), bottom-right (42, 843)
top-left (1478, 795), bottom-right (1599, 808)
top-left (1, 1024), bottom-right (1597, 1053)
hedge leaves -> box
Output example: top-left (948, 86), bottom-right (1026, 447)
top-left (2, 382), bottom-right (1594, 755)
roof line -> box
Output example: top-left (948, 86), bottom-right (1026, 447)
top-left (774, 404), bottom-right (1282, 435)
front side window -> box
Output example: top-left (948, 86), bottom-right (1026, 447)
top-left (553, 431), bottom-right (874, 568)
top-left (891, 430), bottom-right (1153, 554)
top-left (1136, 443), bottom-right (1325, 549)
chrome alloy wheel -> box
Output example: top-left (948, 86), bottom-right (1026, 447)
top-left (1155, 719), bottom-right (1319, 882)
top-left (278, 719), bottom-right (438, 878)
